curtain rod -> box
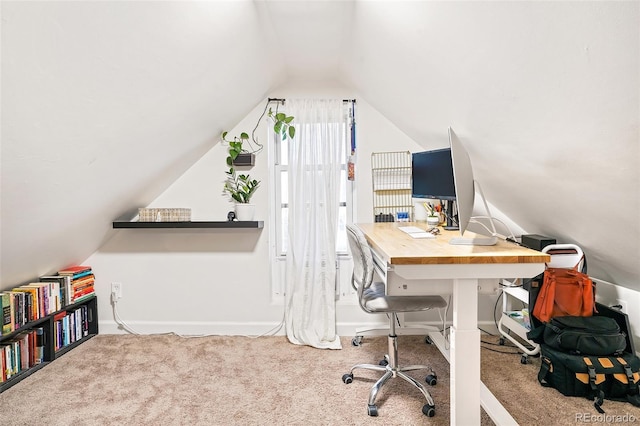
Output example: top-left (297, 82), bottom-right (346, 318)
top-left (268, 98), bottom-right (356, 104)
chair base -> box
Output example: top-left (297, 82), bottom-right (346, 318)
top-left (352, 315), bottom-right (442, 346)
top-left (342, 333), bottom-right (437, 417)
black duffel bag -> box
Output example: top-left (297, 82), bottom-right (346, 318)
top-left (543, 315), bottom-right (627, 356)
top-left (539, 344), bottom-right (640, 413)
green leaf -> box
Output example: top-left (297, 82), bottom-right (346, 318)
top-left (276, 112), bottom-right (286, 121)
top-left (284, 116), bottom-right (294, 123)
top-left (222, 131), bottom-right (228, 139)
top-left (288, 127), bottom-right (295, 139)
top-left (240, 132), bottom-right (249, 140)
top-left (274, 122), bottom-right (283, 134)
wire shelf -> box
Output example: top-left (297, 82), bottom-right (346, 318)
top-left (371, 151), bottom-right (413, 222)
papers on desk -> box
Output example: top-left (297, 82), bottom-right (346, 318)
top-left (398, 226), bottom-right (436, 239)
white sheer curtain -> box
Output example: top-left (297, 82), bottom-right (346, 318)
top-left (285, 99), bottom-right (344, 350)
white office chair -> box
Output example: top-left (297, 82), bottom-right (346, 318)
top-left (341, 225), bottom-right (447, 418)
top-left (543, 243), bottom-right (585, 270)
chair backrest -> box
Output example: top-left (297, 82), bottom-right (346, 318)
top-left (346, 224), bottom-right (375, 294)
top-left (542, 243), bottom-right (585, 271)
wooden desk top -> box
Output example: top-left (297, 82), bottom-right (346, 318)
top-left (357, 222), bottom-right (551, 266)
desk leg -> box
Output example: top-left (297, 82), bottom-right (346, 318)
top-left (450, 278), bottom-right (481, 425)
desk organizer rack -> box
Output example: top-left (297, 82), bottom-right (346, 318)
top-left (371, 151), bottom-right (413, 221)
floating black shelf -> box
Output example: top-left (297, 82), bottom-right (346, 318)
top-left (112, 221), bottom-right (264, 229)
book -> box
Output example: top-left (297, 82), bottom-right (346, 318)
top-left (40, 275), bottom-right (72, 308)
top-left (35, 327), bottom-right (44, 364)
top-left (58, 265), bottom-right (92, 276)
top-left (72, 290), bottom-right (95, 305)
top-left (13, 285), bottom-right (44, 322)
top-left (16, 332), bottom-right (29, 371)
top-left (4, 344), bottom-right (14, 379)
top-left (12, 286), bottom-right (39, 322)
top-left (10, 291), bottom-right (24, 330)
top-left (1, 292), bottom-right (12, 335)
top-left (0, 347), bottom-right (5, 382)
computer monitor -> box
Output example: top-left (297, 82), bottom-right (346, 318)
top-left (411, 148), bottom-right (457, 228)
top-left (448, 127), bottom-right (498, 246)
top-left (411, 148), bottom-right (456, 201)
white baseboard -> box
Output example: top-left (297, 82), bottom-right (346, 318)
top-left (99, 319), bottom-right (499, 338)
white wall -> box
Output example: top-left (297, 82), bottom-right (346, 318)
top-left (88, 80), bottom-right (528, 336)
top-left (90, 78), bottom-right (640, 345)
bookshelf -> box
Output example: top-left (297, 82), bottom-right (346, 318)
top-left (0, 295), bottom-right (98, 393)
top-left (112, 220), bottom-right (264, 229)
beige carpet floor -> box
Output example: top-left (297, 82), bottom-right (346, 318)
top-left (1, 333), bottom-right (640, 425)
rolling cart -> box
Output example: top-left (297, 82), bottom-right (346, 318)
top-left (498, 243), bottom-right (585, 364)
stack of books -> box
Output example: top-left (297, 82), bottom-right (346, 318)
top-left (57, 266), bottom-right (95, 305)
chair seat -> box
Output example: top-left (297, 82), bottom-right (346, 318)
top-left (363, 281), bottom-right (448, 313)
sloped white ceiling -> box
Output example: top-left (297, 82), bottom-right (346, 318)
top-left (338, 1), bottom-right (639, 287)
top-left (1, 1), bottom-right (638, 291)
top-left (1, 1), bottom-right (285, 283)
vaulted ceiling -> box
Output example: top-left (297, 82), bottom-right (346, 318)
top-left (2, 1), bottom-right (638, 291)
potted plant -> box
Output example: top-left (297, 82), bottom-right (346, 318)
top-left (424, 203), bottom-right (441, 228)
top-left (223, 170), bottom-right (260, 221)
top-left (220, 100), bottom-right (295, 220)
top-left (222, 135), bottom-right (260, 221)
top-left (221, 131), bottom-right (255, 166)
top-left (221, 103), bottom-right (296, 166)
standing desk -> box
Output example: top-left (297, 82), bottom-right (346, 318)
top-left (357, 222), bottom-right (550, 425)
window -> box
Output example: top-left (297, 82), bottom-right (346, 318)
top-left (272, 111), bottom-right (354, 257)
top-left (269, 102), bottom-right (356, 301)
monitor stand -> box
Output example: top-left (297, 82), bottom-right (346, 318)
top-left (443, 200), bottom-right (458, 231)
top-left (448, 181), bottom-right (498, 246)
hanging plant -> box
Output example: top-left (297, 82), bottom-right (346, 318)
top-left (220, 100), bottom-right (295, 204)
top-left (267, 108), bottom-right (296, 141)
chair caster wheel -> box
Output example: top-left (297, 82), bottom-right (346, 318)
top-left (351, 336), bottom-right (363, 347)
top-left (521, 355), bottom-right (528, 364)
top-left (499, 337), bottom-right (505, 345)
top-left (367, 404), bottom-right (378, 416)
top-left (378, 358), bottom-right (388, 366)
top-left (342, 373), bottom-right (353, 384)
top-left (422, 404), bottom-right (436, 417)
top-left (425, 335), bottom-right (433, 345)
top-left (425, 373), bottom-right (437, 386)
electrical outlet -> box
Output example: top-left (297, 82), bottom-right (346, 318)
top-left (478, 279), bottom-right (500, 294)
top-left (111, 282), bottom-right (123, 300)
top-left (616, 299), bottom-right (628, 314)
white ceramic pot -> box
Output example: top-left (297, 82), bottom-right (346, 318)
top-left (235, 203), bottom-right (255, 221)
top-left (426, 216), bottom-right (440, 228)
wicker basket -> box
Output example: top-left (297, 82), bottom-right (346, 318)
top-left (138, 208), bottom-right (191, 222)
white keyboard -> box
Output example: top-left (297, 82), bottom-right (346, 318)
top-left (398, 226), bottom-right (427, 234)
top-left (398, 226), bottom-right (436, 239)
